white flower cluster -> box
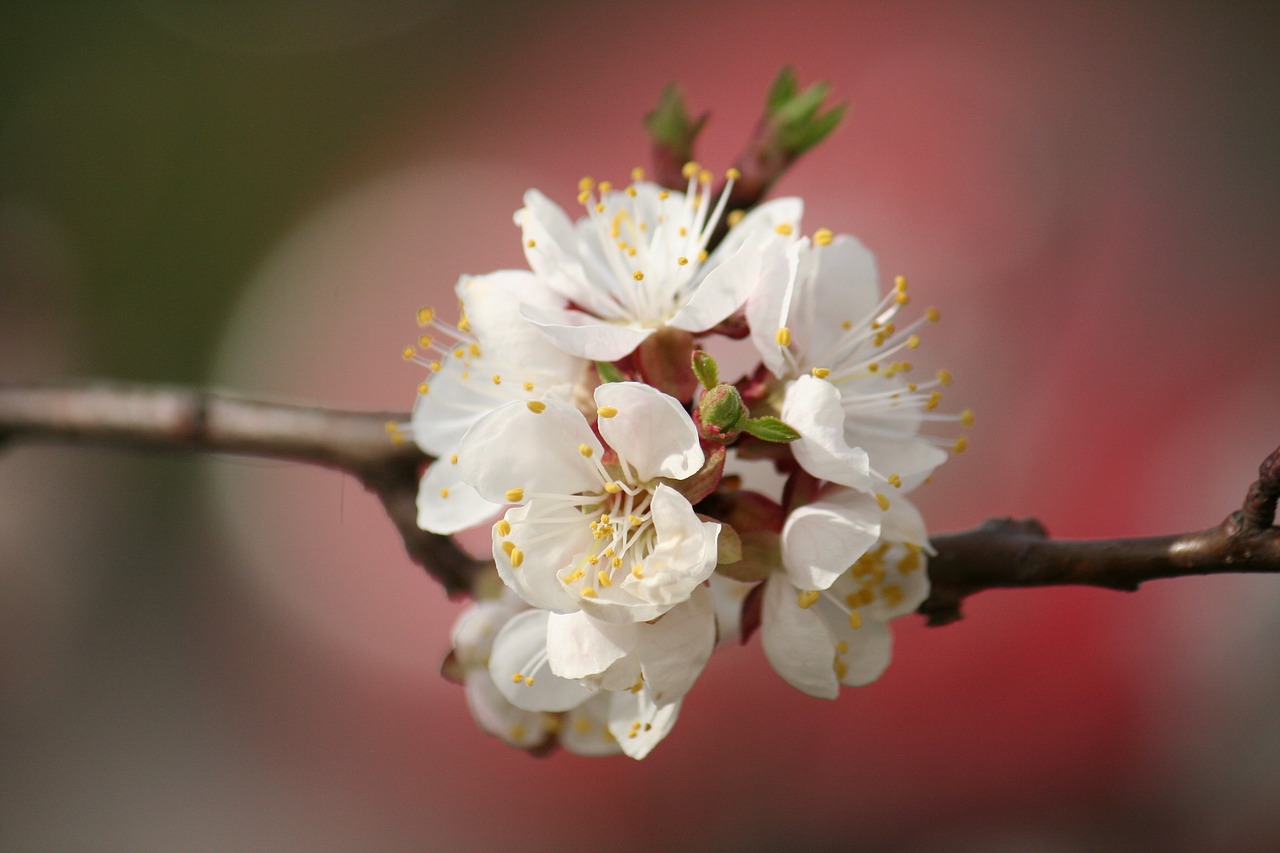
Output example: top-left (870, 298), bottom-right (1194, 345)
top-left (404, 167), bottom-right (969, 759)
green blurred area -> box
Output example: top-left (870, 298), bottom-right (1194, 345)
top-left (0, 0), bottom-right (514, 381)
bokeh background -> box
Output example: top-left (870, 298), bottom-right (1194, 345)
top-left (3, 1), bottom-right (1279, 850)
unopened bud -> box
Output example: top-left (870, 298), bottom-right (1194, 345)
top-left (697, 383), bottom-right (747, 443)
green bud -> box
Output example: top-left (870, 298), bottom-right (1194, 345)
top-left (697, 384), bottom-right (747, 443)
top-left (595, 361), bottom-right (625, 384)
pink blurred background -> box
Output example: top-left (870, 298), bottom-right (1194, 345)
top-left (2, 1), bottom-right (1279, 850)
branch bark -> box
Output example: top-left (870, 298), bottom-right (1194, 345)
top-left (2, 382), bottom-right (1277, 616)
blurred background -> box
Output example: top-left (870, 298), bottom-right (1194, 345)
top-left (2, 1), bottom-right (1279, 850)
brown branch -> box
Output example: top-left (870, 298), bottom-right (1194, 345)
top-left (0, 382), bottom-right (485, 596)
top-left (2, 383), bottom-right (1278, 616)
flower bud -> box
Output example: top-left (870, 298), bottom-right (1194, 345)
top-left (696, 383), bottom-right (747, 443)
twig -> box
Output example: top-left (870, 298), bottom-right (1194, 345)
top-left (2, 383), bottom-right (1277, 613)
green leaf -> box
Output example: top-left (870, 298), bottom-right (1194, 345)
top-left (764, 66), bottom-right (799, 116)
top-left (761, 67), bottom-right (847, 158)
top-left (691, 351), bottom-right (719, 390)
top-left (742, 416), bottom-right (801, 443)
top-left (595, 361), bottom-right (625, 384)
top-left (644, 83), bottom-right (708, 163)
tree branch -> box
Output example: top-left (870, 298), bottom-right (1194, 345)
top-left (2, 383), bottom-right (1277, 615)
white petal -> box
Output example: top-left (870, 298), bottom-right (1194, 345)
top-left (488, 609), bottom-right (597, 712)
top-left (707, 573), bottom-right (754, 647)
top-left (518, 302), bottom-right (654, 360)
top-left (607, 690), bottom-right (682, 760)
top-left (594, 382), bottom-right (703, 481)
top-left (707, 196), bottom-right (802, 264)
top-left (417, 458), bottom-right (501, 534)
top-left (760, 574), bottom-right (840, 699)
top-left (745, 245), bottom-right (799, 378)
top-left (781, 488), bottom-right (882, 590)
top-left (668, 239), bottom-right (764, 332)
top-left (853, 433), bottom-right (948, 493)
top-left (800, 235), bottom-right (881, 369)
top-left (458, 398), bottom-right (601, 503)
top-left (450, 598), bottom-right (523, 667)
top-left (559, 693), bottom-right (623, 757)
top-left (409, 354), bottom-right (492, 457)
top-left (463, 671), bottom-right (554, 749)
top-left (545, 611), bottom-right (635, 680)
top-left (455, 270), bottom-right (583, 379)
top-left (634, 584), bottom-right (716, 705)
top-left (881, 494), bottom-right (931, 551)
top-left (516, 190), bottom-right (579, 280)
top-left (829, 615), bottom-right (892, 688)
top-left (493, 501), bottom-right (587, 614)
top-left (783, 375), bottom-right (873, 490)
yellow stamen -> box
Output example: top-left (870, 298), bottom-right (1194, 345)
top-left (492, 374), bottom-right (502, 385)
top-left (496, 520), bottom-right (511, 537)
top-left (726, 209), bottom-right (744, 227)
top-left (797, 589), bottom-right (820, 609)
top-left (579, 444), bottom-right (594, 457)
top-left (579, 588), bottom-right (598, 598)
top-left (875, 493), bottom-right (891, 511)
top-left (526, 400), bottom-right (547, 414)
top-left (814, 227), bottom-right (834, 246)
top-left (960, 409), bottom-right (975, 427)
top-left (907, 334), bottom-right (920, 349)
top-left (505, 488), bottom-right (524, 502)
top-left (677, 256), bottom-right (689, 265)
top-left (632, 271), bottom-right (644, 281)
top-left (597, 570), bottom-right (612, 587)
top-left (604, 482), bottom-right (621, 494)
top-left (416, 306), bottom-right (435, 325)
top-left (848, 610), bottom-right (863, 630)
top-left (811, 367), bottom-right (830, 379)
top-left (401, 346), bottom-right (415, 360)
top-left (774, 223), bottom-right (793, 236)
top-left (926, 307), bottom-right (941, 323)
top-left (526, 238), bottom-right (536, 248)
top-left (775, 327), bottom-right (792, 347)
top-left (501, 540), bottom-right (515, 556)
top-left (952, 436), bottom-right (969, 454)
top-left (887, 473), bottom-right (902, 488)
top-left (416, 383), bottom-right (429, 395)
top-left (937, 369), bottom-right (953, 386)
top-left (439, 487), bottom-right (449, 498)
top-left (509, 548), bottom-right (524, 568)
top-left (597, 406), bottom-right (618, 419)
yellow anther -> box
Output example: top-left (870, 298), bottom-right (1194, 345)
top-left (603, 548), bottom-right (614, 558)
top-left (611, 557), bottom-right (622, 569)
top-left (578, 190), bottom-right (591, 204)
top-left (509, 547), bottom-right (524, 568)
top-left (505, 488), bottom-right (524, 502)
top-left (597, 406), bottom-right (618, 419)
top-left (811, 367), bottom-right (831, 379)
top-left (626, 246), bottom-right (637, 257)
top-left (681, 161), bottom-right (700, 178)
top-left (677, 256), bottom-right (689, 266)
top-left (598, 181), bottom-right (612, 193)
top-left (842, 319), bottom-right (852, 330)
top-left (858, 587), bottom-right (875, 606)
top-left (604, 482), bottom-right (621, 494)
top-left (775, 327), bottom-right (792, 347)
top-left (926, 307), bottom-right (941, 323)
top-left (526, 238), bottom-right (536, 248)
top-left (907, 383), bottom-right (918, 392)
top-left (678, 226), bottom-right (688, 237)
top-left (897, 550), bottom-right (922, 574)
top-left (579, 588), bottom-right (598, 599)
top-left (385, 421), bottom-right (404, 444)
top-left (875, 492), bottom-right (891, 511)
top-left (401, 345), bottom-right (415, 360)
top-left (725, 167), bottom-right (742, 180)
top-left (907, 334), bottom-right (921, 349)
top-left (452, 347), bottom-right (465, 358)
top-left (836, 640), bottom-right (849, 654)
top-left (416, 382), bottom-right (429, 395)
top-left (814, 227), bottom-right (834, 246)
top-left (496, 519), bottom-right (511, 537)
top-left (848, 610), bottom-right (863, 630)
top-left (796, 589), bottom-right (820, 609)
top-left (774, 223), bottom-right (793, 236)
top-left (469, 343), bottom-right (481, 358)
top-left (512, 673), bottom-right (524, 684)
top-left (586, 555), bottom-right (598, 565)
top-left (632, 270), bottom-right (644, 281)
top-left (657, 190), bottom-right (669, 200)
top-left (834, 656), bottom-right (848, 680)
top-left (937, 369), bottom-right (953, 386)
top-left (492, 374), bottom-right (502, 385)
top-left (881, 584), bottom-right (903, 606)
top-left (894, 275), bottom-right (908, 292)
top-left (698, 250), bottom-right (708, 262)
top-left (726, 209), bottom-right (745, 228)
top-left (868, 362), bottom-right (880, 373)
top-left (578, 176), bottom-right (594, 192)
top-left (626, 186), bottom-right (638, 197)
top-left (698, 168), bottom-right (713, 184)
top-left (523, 676), bottom-right (534, 687)
top-left (895, 292), bottom-right (910, 305)
top-left (595, 203), bottom-right (605, 213)
top-left (417, 306), bottom-right (435, 325)
top-left (439, 487), bottom-right (449, 498)
top-left (523, 381), bottom-right (535, 391)
top-left (952, 436), bottom-right (969, 454)
top-left (418, 334), bottom-right (433, 348)
top-left (578, 444), bottom-right (594, 457)
top-left (628, 514), bottom-right (643, 527)
top-left (629, 674), bottom-right (644, 694)
top-left (429, 360), bottom-right (442, 372)
top-left (597, 570), bottom-right (612, 587)
top-left (631, 564), bottom-right (645, 579)
top-left (926, 392), bottom-right (942, 411)
top-left (456, 315), bottom-right (470, 333)
top-left (501, 540), bottom-right (515, 556)
top-left (526, 400), bottom-right (547, 414)
top-left (631, 166), bottom-right (645, 181)
top-left (887, 473), bottom-right (902, 488)
top-left (574, 717), bottom-right (592, 734)
top-left (960, 409), bottom-right (975, 427)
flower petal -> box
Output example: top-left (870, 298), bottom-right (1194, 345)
top-left (488, 609), bottom-right (597, 712)
top-left (463, 670), bottom-right (555, 750)
top-left (760, 574), bottom-right (840, 699)
top-left (458, 398), bottom-right (602, 503)
top-left (518, 302), bottom-right (655, 361)
top-left (493, 501), bottom-right (588, 614)
top-left (668, 239), bottom-right (766, 332)
top-left (594, 382), bottom-right (703, 481)
top-left (607, 690), bottom-right (682, 760)
top-left (829, 614), bottom-right (892, 688)
top-left (635, 584), bottom-right (716, 705)
top-left (781, 488), bottom-right (882, 590)
top-left (559, 693), bottom-right (623, 757)
top-left (417, 457), bottom-right (501, 534)
top-left (545, 611), bottom-right (636, 680)
top-left (782, 375), bottom-right (873, 490)
top-left (455, 270), bottom-right (583, 379)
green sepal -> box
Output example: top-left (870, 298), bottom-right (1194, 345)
top-left (692, 351), bottom-right (719, 391)
top-left (595, 361), bottom-right (626, 384)
top-left (742, 416), bottom-right (801, 443)
top-left (762, 66), bottom-right (847, 157)
top-left (644, 83), bottom-right (709, 165)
